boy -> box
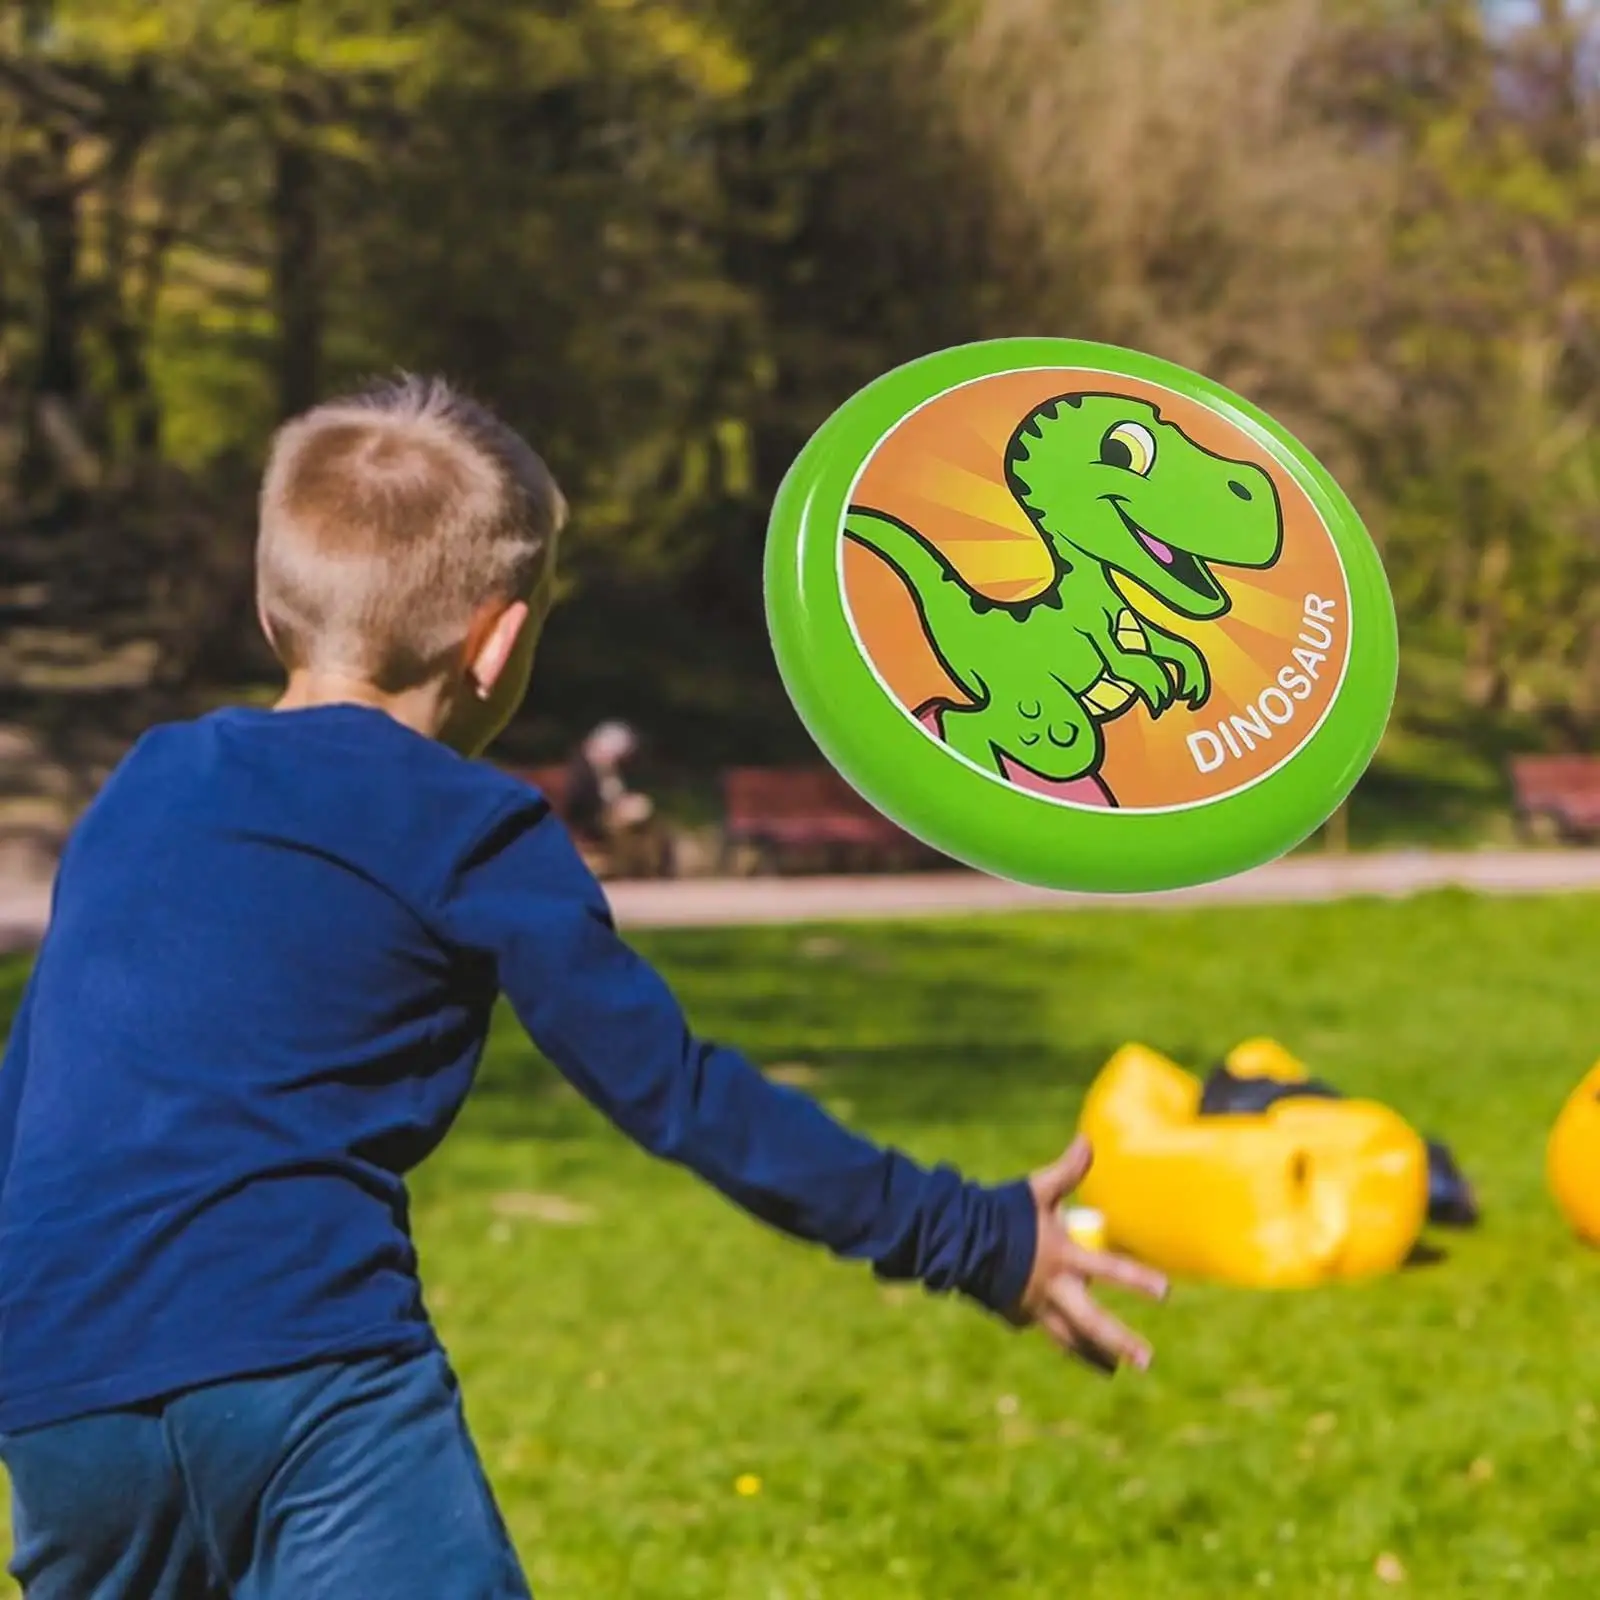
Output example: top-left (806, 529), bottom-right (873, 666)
top-left (0, 376), bottom-right (1164, 1599)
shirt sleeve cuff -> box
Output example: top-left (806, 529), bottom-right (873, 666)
top-left (974, 1178), bottom-right (1038, 1315)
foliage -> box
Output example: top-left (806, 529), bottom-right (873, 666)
top-left (950, 0), bottom-right (1600, 755)
top-left (1, 0), bottom-right (1598, 772)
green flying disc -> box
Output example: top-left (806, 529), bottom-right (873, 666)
top-left (764, 338), bottom-right (1397, 894)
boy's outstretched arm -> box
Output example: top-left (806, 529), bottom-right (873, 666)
top-left (438, 794), bottom-right (1164, 1369)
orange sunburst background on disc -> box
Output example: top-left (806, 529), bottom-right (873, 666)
top-left (840, 368), bottom-right (1351, 810)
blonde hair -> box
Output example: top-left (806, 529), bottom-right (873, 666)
top-left (257, 374), bottom-right (567, 689)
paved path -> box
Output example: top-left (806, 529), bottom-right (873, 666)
top-left (4, 851), bottom-right (1600, 951)
top-left (607, 849), bottom-right (1600, 927)
top-left (0, 880), bottom-right (51, 956)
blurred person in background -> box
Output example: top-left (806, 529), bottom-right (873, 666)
top-left (562, 720), bottom-right (666, 876)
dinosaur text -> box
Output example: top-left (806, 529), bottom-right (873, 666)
top-left (1185, 595), bottom-right (1342, 776)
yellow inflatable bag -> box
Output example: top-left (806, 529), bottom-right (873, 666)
top-left (1075, 1044), bottom-right (1429, 1288)
top-left (1222, 1037), bottom-right (1311, 1083)
top-left (1548, 1060), bottom-right (1600, 1246)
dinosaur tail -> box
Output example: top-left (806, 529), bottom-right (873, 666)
top-left (844, 507), bottom-right (976, 642)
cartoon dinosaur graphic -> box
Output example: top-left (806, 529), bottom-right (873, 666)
top-left (845, 393), bottom-right (1286, 804)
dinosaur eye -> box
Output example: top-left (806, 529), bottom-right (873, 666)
top-left (1100, 422), bottom-right (1156, 476)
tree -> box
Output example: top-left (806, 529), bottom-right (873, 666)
top-left (947, 0), bottom-right (1600, 750)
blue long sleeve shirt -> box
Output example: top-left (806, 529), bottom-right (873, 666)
top-left (0, 704), bottom-right (1035, 1432)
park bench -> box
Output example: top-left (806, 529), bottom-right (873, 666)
top-left (719, 766), bottom-right (939, 874)
top-left (501, 763), bottom-right (672, 879)
top-left (1509, 755), bottom-right (1600, 843)
top-left (506, 764), bottom-right (571, 813)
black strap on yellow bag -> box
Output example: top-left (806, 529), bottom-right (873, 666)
top-left (1198, 1064), bottom-right (1479, 1228)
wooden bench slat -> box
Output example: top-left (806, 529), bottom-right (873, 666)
top-left (503, 764), bottom-right (570, 804)
top-left (1509, 755), bottom-right (1600, 840)
top-left (720, 765), bottom-right (934, 869)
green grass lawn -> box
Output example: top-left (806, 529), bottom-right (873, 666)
top-left (3, 892), bottom-right (1600, 1596)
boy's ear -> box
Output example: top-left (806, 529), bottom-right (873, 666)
top-left (255, 593), bottom-right (280, 655)
top-left (467, 599), bottom-right (530, 700)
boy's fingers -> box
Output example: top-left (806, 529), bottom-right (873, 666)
top-left (1033, 1134), bottom-right (1094, 1207)
top-left (1052, 1274), bottom-right (1153, 1372)
top-left (1062, 1243), bottom-right (1169, 1302)
top-left (1039, 1305), bottom-right (1118, 1375)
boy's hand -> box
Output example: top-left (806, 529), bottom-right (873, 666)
top-left (1009, 1135), bottom-right (1168, 1374)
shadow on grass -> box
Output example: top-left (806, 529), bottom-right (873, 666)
top-left (462, 919), bottom-right (1212, 1144)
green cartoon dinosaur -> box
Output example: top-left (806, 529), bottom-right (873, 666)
top-left (845, 393), bottom-right (1286, 803)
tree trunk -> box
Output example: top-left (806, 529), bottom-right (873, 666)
top-left (1535, 0), bottom-right (1583, 174)
top-left (101, 96), bottom-right (162, 485)
top-left (20, 127), bottom-right (87, 513)
top-left (1464, 532), bottom-right (1511, 711)
top-left (1324, 799), bottom-right (1351, 855)
top-left (271, 95), bottom-right (321, 420)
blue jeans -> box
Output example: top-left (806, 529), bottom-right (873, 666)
top-left (0, 1346), bottom-right (532, 1599)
